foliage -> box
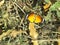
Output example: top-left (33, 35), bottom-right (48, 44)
top-left (0, 0), bottom-right (60, 45)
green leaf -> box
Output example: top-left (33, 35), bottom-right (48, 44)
top-left (54, 1), bottom-right (60, 8)
top-left (45, 0), bottom-right (50, 3)
top-left (44, 14), bottom-right (52, 23)
top-left (57, 10), bottom-right (60, 19)
top-left (50, 1), bottom-right (60, 11)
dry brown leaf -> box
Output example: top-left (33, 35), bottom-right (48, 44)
top-left (0, 30), bottom-right (12, 40)
top-left (29, 23), bottom-right (38, 39)
top-left (0, 0), bottom-right (4, 7)
top-left (10, 29), bottom-right (22, 38)
top-left (32, 40), bottom-right (38, 45)
top-left (43, 2), bottom-right (51, 12)
top-left (10, 29), bottom-right (27, 38)
top-left (58, 39), bottom-right (60, 45)
top-left (29, 23), bottom-right (38, 45)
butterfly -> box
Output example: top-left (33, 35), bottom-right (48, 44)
top-left (27, 13), bottom-right (43, 23)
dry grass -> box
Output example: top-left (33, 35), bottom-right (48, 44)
top-left (0, 0), bottom-right (60, 45)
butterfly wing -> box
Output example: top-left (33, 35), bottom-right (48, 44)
top-left (28, 13), bottom-right (35, 22)
top-left (35, 15), bottom-right (42, 23)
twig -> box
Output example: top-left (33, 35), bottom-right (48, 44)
top-left (13, 1), bottom-right (26, 15)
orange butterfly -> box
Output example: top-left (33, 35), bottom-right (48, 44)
top-left (27, 13), bottom-right (43, 23)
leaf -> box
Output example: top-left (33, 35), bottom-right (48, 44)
top-left (29, 23), bottom-right (38, 39)
top-left (57, 10), bottom-right (60, 19)
top-left (44, 13), bottom-right (52, 22)
top-left (0, 30), bottom-right (12, 40)
top-left (58, 39), bottom-right (60, 45)
top-left (45, 0), bottom-right (50, 3)
top-left (2, 13), bottom-right (9, 19)
top-left (54, 1), bottom-right (60, 8)
top-left (49, 1), bottom-right (60, 19)
top-left (50, 1), bottom-right (60, 11)
top-left (32, 40), bottom-right (38, 45)
top-left (0, 0), bottom-right (4, 7)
